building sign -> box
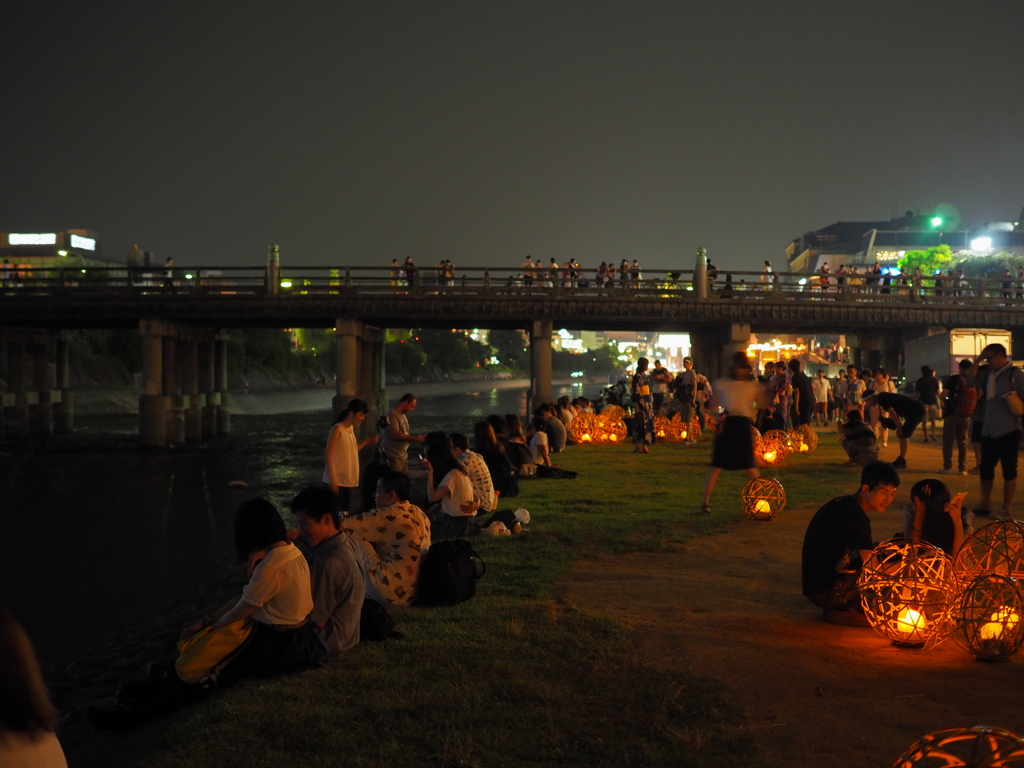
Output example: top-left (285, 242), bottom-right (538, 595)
top-left (70, 234), bottom-right (96, 251)
top-left (8, 233), bottom-right (57, 245)
top-left (873, 250), bottom-right (904, 262)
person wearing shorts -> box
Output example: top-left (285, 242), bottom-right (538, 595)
top-left (868, 379), bottom-right (926, 471)
top-left (971, 345), bottom-right (1024, 520)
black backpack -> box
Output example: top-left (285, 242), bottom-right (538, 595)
top-left (415, 539), bottom-right (486, 607)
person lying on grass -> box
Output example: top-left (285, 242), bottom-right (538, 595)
top-left (801, 461), bottom-right (900, 626)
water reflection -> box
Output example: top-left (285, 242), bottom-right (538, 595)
top-left (0, 384), bottom-right (588, 665)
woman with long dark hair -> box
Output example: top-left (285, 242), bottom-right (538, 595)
top-left (474, 420), bottom-right (518, 498)
top-left (421, 435), bottom-right (478, 539)
top-left (699, 352), bottom-right (768, 514)
top-left (903, 478), bottom-right (968, 556)
top-left (323, 398), bottom-right (378, 514)
top-left (0, 604), bottom-right (67, 767)
top-left (631, 357), bottom-right (654, 453)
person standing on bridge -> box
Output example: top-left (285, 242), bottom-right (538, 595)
top-left (380, 394), bottom-right (426, 473)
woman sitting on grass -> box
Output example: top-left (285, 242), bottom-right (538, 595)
top-left (902, 478), bottom-right (971, 557)
top-left (422, 436), bottom-right (479, 540)
top-left (0, 604), bottom-right (68, 768)
top-left (90, 499), bottom-right (329, 730)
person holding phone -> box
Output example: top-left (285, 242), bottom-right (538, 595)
top-left (902, 478), bottom-right (972, 556)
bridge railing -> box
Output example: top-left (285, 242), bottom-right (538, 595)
top-left (0, 265), bottom-right (1017, 306)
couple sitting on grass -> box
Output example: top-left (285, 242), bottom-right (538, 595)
top-left (90, 470), bottom-right (430, 730)
top-left (802, 461), bottom-right (972, 626)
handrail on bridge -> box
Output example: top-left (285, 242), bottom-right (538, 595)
top-left (0, 264), bottom-right (1017, 307)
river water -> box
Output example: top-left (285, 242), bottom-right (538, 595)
top-left (0, 383), bottom-right (588, 666)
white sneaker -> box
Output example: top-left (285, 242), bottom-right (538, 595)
top-left (994, 509), bottom-right (1013, 521)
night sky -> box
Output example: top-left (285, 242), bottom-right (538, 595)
top-left (3, 1), bottom-right (1022, 273)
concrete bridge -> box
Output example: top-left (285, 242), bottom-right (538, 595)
top-left (3, 264), bottom-right (1023, 444)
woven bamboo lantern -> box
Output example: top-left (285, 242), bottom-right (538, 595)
top-left (950, 573), bottom-right (1024, 662)
top-left (592, 407), bottom-right (627, 443)
top-left (893, 726), bottom-right (1024, 767)
top-left (740, 477), bottom-right (786, 520)
top-left (953, 519), bottom-right (1024, 584)
top-left (755, 433), bottom-right (788, 466)
top-left (654, 415), bottom-right (684, 442)
top-left (569, 413), bottom-right (598, 444)
top-left (689, 415), bottom-right (701, 440)
top-left (796, 424), bottom-right (818, 453)
top-left (857, 539), bottom-right (954, 649)
top-left (671, 412), bottom-right (689, 441)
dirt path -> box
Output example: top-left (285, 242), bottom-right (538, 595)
top-left (557, 442), bottom-right (1024, 767)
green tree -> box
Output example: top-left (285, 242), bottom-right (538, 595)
top-left (897, 245), bottom-right (956, 275)
top-left (489, 329), bottom-right (528, 370)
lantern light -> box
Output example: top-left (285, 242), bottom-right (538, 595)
top-left (740, 477), bottom-right (786, 521)
top-left (949, 572), bottom-right (1024, 662)
top-left (858, 539), bottom-right (954, 649)
top-left (953, 519), bottom-right (1024, 584)
top-left (894, 726), bottom-right (1024, 767)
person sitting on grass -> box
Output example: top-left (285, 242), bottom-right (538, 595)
top-left (838, 410), bottom-right (878, 466)
top-left (801, 461), bottom-right (900, 626)
top-left (527, 414), bottom-right (553, 468)
top-left (90, 499), bottom-right (329, 730)
top-left (451, 432), bottom-right (495, 513)
top-left (342, 471), bottom-right (432, 606)
top-left (421, 435), bottom-right (480, 540)
top-left (290, 487), bottom-right (366, 653)
top-left (900, 478), bottom-right (971, 558)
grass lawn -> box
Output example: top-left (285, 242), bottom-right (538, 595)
top-left (68, 431), bottom-right (855, 768)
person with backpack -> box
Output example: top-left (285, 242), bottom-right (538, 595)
top-left (939, 359), bottom-right (975, 476)
top-left (970, 344), bottom-right (1024, 520)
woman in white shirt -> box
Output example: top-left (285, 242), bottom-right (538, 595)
top-left (422, 437), bottom-right (480, 540)
top-left (699, 352), bottom-right (768, 515)
top-left (323, 398), bottom-right (378, 514)
top-left (0, 605), bottom-right (68, 768)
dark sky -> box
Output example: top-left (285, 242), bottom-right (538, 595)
top-left (3, 1), bottom-right (1022, 273)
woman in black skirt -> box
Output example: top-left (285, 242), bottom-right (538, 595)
top-left (699, 352), bottom-right (768, 514)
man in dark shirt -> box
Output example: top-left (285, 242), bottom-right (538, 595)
top-left (940, 359), bottom-right (974, 476)
top-left (868, 373), bottom-right (927, 470)
top-left (801, 461), bottom-right (901, 625)
top-left (788, 358), bottom-right (814, 426)
top-left (915, 366), bottom-right (941, 442)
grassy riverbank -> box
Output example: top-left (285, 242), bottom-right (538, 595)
top-left (68, 435), bottom-right (853, 768)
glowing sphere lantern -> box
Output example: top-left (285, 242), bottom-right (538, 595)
top-left (689, 415), bottom-right (701, 440)
top-left (755, 434), bottom-right (787, 467)
top-left (949, 573), bottom-right (1024, 663)
top-left (592, 407), bottom-right (627, 443)
top-left (740, 477), bottom-right (786, 521)
top-left (569, 413), bottom-right (597, 444)
top-left (857, 539), bottom-right (954, 649)
top-left (953, 519), bottom-right (1024, 584)
top-left (764, 429), bottom-right (795, 454)
top-left (797, 424), bottom-right (818, 453)
top-left (671, 412), bottom-right (688, 441)
top-left (653, 415), bottom-right (683, 442)
top-left (893, 726), bottom-right (1024, 768)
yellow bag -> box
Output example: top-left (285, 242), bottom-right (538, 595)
top-left (175, 619), bottom-right (254, 684)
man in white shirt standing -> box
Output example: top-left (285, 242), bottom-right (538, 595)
top-left (811, 370), bottom-right (831, 427)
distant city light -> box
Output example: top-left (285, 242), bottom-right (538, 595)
top-left (70, 234), bottom-right (96, 250)
top-left (9, 233), bottom-right (57, 245)
top-left (931, 216), bottom-right (943, 228)
top-left (280, 280), bottom-right (293, 288)
top-left (58, 250), bottom-right (68, 256)
top-left (971, 236), bottom-right (993, 251)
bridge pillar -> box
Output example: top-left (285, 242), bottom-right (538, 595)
top-left (5, 340), bottom-right (29, 438)
top-left (530, 319), bottom-right (553, 409)
top-left (215, 332), bottom-right (230, 434)
top-left (359, 325), bottom-right (386, 427)
top-left (55, 331), bottom-right (73, 433)
top-left (200, 337), bottom-right (218, 439)
top-left (30, 338), bottom-right (53, 436)
top-left (182, 338), bottom-right (202, 441)
top-left (163, 334), bottom-right (186, 445)
top-left (139, 319), bottom-right (169, 447)
top-left (333, 318), bottom-right (364, 416)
